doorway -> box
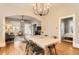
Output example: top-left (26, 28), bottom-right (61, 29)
top-left (59, 15), bottom-right (75, 46)
top-left (5, 15), bottom-right (41, 44)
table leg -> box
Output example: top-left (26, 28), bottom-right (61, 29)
top-left (47, 44), bottom-right (57, 55)
top-left (53, 44), bottom-right (57, 55)
top-left (48, 47), bottom-right (53, 55)
top-left (44, 47), bottom-right (49, 55)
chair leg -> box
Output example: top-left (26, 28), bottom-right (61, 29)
top-left (33, 50), bottom-right (44, 55)
top-left (25, 44), bottom-right (29, 55)
top-left (40, 50), bottom-right (44, 55)
top-left (25, 47), bottom-right (29, 55)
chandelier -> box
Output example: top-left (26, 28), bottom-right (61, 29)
top-left (32, 3), bottom-right (50, 16)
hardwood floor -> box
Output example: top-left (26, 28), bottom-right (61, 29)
top-left (56, 42), bottom-right (79, 55)
top-left (0, 41), bottom-right (79, 55)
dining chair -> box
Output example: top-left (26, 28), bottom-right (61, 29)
top-left (25, 40), bottom-right (35, 55)
top-left (25, 40), bottom-right (44, 55)
top-left (32, 43), bottom-right (44, 55)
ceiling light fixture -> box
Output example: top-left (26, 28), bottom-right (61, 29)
top-left (32, 3), bottom-right (50, 16)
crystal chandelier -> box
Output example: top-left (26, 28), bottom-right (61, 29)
top-left (32, 3), bottom-right (50, 16)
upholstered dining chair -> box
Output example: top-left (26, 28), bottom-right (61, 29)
top-left (25, 40), bottom-right (44, 55)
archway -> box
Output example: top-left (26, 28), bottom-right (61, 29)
top-left (5, 15), bottom-right (41, 44)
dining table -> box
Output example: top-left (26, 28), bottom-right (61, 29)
top-left (26, 35), bottom-right (59, 55)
